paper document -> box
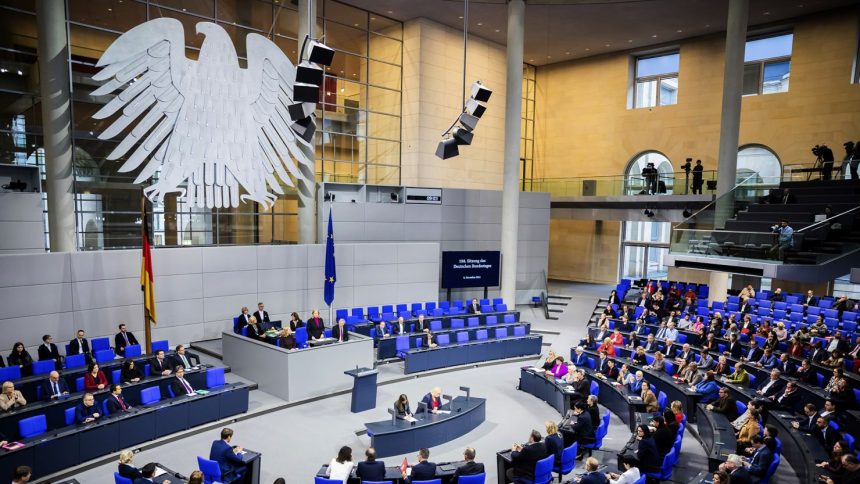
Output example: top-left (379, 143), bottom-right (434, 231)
top-left (403, 416), bottom-right (417, 422)
top-left (436, 410), bottom-right (451, 415)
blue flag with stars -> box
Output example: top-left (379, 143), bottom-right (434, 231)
top-left (324, 207), bottom-right (336, 306)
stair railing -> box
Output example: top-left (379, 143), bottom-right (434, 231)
top-left (540, 269), bottom-right (550, 320)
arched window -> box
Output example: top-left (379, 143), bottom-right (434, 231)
top-left (737, 145), bottom-right (781, 185)
top-left (625, 151), bottom-right (674, 195)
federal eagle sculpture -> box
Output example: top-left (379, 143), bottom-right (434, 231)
top-left (91, 18), bottom-right (316, 209)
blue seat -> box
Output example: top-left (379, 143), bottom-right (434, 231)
top-left (590, 381), bottom-right (599, 396)
top-left (395, 336), bottom-right (411, 359)
top-left (124, 344), bottom-right (142, 358)
top-left (65, 407), bottom-right (75, 425)
top-left (103, 399), bottom-right (111, 416)
top-left (760, 453), bottom-right (780, 484)
top-left (95, 349), bottom-right (116, 363)
top-left (112, 369), bottom-right (121, 384)
top-left (431, 308), bottom-right (443, 317)
top-left (553, 442), bottom-right (577, 481)
top-left (854, 389), bottom-right (860, 405)
top-left (495, 304), bottom-right (508, 312)
top-left (513, 326), bottom-right (526, 337)
top-left (295, 327), bottom-right (308, 348)
top-left (368, 306), bottom-right (380, 321)
top-left (454, 300), bottom-right (465, 309)
top-left (396, 304), bottom-right (409, 317)
top-left (436, 334), bottom-right (450, 346)
top-left (31, 359), bottom-right (55, 376)
top-left (504, 314), bottom-right (515, 324)
top-left (458, 474), bottom-right (485, 484)
top-left (64, 353), bottom-right (86, 369)
top-left (199, 456), bottom-right (228, 484)
top-left (430, 320), bottom-right (442, 331)
top-left (411, 480), bottom-right (442, 484)
top-left (468, 317), bottom-right (480, 327)
top-left (207, 367), bottom-right (226, 388)
top-left (351, 307), bottom-right (364, 319)
top-left (664, 362), bottom-right (675, 376)
top-left (736, 400), bottom-right (747, 416)
top-left (151, 340), bottom-right (169, 353)
top-left (91, 337), bottom-right (111, 352)
top-left (495, 327), bottom-right (508, 338)
top-left (517, 454), bottom-right (554, 484)
top-left (18, 415), bottom-right (47, 438)
top-left (493, 297), bottom-right (504, 305)
top-left (748, 374), bottom-right (756, 388)
top-left (480, 305), bottom-right (493, 313)
top-left (0, 366), bottom-right (21, 382)
top-left (411, 303), bottom-right (423, 314)
top-left (631, 476), bottom-right (646, 484)
top-left (324, 329), bottom-right (332, 338)
top-left (657, 391), bottom-right (667, 411)
top-left (75, 377), bottom-right (85, 392)
top-left (114, 472), bottom-right (133, 484)
top-left (335, 309), bottom-right (348, 321)
top-left (476, 330), bottom-right (488, 341)
top-left (587, 357), bottom-right (595, 369)
top-left (479, 298), bottom-right (491, 306)
top-left (486, 316), bottom-right (498, 325)
top-left (140, 386), bottom-right (161, 405)
top-left (646, 448), bottom-right (676, 481)
top-left (382, 305), bottom-right (394, 314)
top-left (645, 354), bottom-right (654, 365)
top-left (456, 332), bottom-right (469, 343)
top-left (451, 318), bottom-right (465, 329)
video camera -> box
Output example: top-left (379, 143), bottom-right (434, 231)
top-left (682, 158), bottom-right (692, 173)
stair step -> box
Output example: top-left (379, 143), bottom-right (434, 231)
top-left (548, 301), bottom-right (568, 306)
top-left (547, 295), bottom-right (573, 300)
top-left (546, 316), bottom-right (560, 320)
top-left (548, 308), bottom-right (564, 313)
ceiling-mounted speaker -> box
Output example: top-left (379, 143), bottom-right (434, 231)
top-left (470, 81), bottom-right (492, 102)
top-left (458, 112), bottom-right (480, 131)
top-left (288, 101), bottom-right (316, 122)
top-left (293, 82), bottom-right (320, 103)
top-left (296, 62), bottom-right (324, 86)
top-left (435, 137), bottom-right (459, 159)
top-left (465, 98), bottom-right (486, 118)
top-left (307, 40), bottom-right (335, 66)
top-left (292, 115), bottom-right (317, 143)
top-left (452, 127), bottom-right (474, 146)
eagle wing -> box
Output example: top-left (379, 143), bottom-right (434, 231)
top-left (91, 18), bottom-right (188, 184)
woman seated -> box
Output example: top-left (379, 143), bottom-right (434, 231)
top-left (617, 363), bottom-right (635, 386)
top-left (84, 362), bottom-right (108, 392)
top-left (763, 332), bottom-right (779, 352)
top-left (277, 326), bottom-right (297, 350)
top-left (7, 343), bottom-right (33, 377)
top-left (645, 351), bottom-right (665, 371)
top-left (546, 356), bottom-right (569, 379)
top-left (823, 351), bottom-right (845, 370)
top-left (0, 381), bottom-right (26, 411)
top-left (713, 355), bottom-right (731, 375)
top-left (632, 346), bottom-right (648, 365)
top-left (609, 329), bottom-right (624, 347)
top-left (627, 424), bottom-right (661, 473)
top-left (117, 450), bottom-right (142, 480)
top-left (735, 409), bottom-right (761, 455)
top-left (120, 359), bottom-right (143, 383)
top-left (394, 394), bottom-right (413, 419)
top-left (825, 368), bottom-right (847, 393)
top-left (774, 322), bottom-right (788, 342)
top-left (670, 401), bottom-right (684, 425)
top-left (542, 350), bottom-right (558, 371)
top-left (703, 333), bottom-right (719, 353)
top-left (816, 440), bottom-right (849, 477)
top-left (326, 446), bottom-right (354, 483)
top-left (786, 336), bottom-right (805, 357)
top-left (757, 319), bottom-right (772, 338)
top-left (641, 384), bottom-right (659, 413)
top-left (626, 331), bottom-right (641, 350)
top-left (288, 312), bottom-right (305, 331)
top-left (597, 337), bottom-right (616, 357)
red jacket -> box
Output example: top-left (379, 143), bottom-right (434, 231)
top-left (84, 371), bottom-right (107, 391)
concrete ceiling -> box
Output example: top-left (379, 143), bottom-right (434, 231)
top-left (340, 0), bottom-right (859, 66)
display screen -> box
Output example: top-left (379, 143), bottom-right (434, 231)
top-left (441, 251), bottom-right (501, 288)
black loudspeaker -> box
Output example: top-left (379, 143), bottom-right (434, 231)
top-left (296, 62), bottom-right (324, 86)
top-left (292, 115), bottom-right (316, 142)
top-left (452, 127), bottom-right (474, 146)
top-left (706, 180), bottom-right (718, 190)
top-left (288, 102), bottom-right (316, 122)
top-left (465, 98), bottom-right (486, 118)
top-left (307, 41), bottom-right (335, 66)
top-left (458, 113), bottom-right (479, 131)
top-left (293, 83), bottom-right (320, 103)
top-left (470, 81), bottom-right (492, 102)
top-left (435, 138), bottom-right (459, 159)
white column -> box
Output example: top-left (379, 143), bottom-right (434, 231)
top-left (297, 0), bottom-right (318, 244)
top-left (500, 0), bottom-right (524, 305)
top-left (708, 271), bottom-right (730, 304)
top-left (715, 0), bottom-right (749, 225)
top-left (37, 0), bottom-right (76, 252)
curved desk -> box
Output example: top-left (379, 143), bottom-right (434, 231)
top-left (768, 411), bottom-right (829, 483)
top-left (365, 396), bottom-right (486, 458)
top-left (695, 403), bottom-right (736, 471)
top-left (518, 367), bottom-right (574, 415)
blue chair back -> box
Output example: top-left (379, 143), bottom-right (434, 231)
top-left (504, 314), bottom-right (515, 324)
top-left (91, 337), bottom-right (110, 352)
top-left (554, 442), bottom-right (577, 477)
top-left (114, 472), bottom-right (133, 484)
top-left (124, 344), bottom-right (142, 358)
top-left (664, 361), bottom-right (675, 376)
top-left (486, 315), bottom-right (498, 325)
top-left (206, 367), bottom-right (226, 388)
top-left (467, 317), bottom-right (479, 327)
top-left (151, 340), bottom-right (169, 353)
top-left (495, 304), bottom-right (507, 312)
top-left (363, 482), bottom-right (394, 484)
top-left (32, 360), bottom-right (54, 376)
top-left (425, 302), bottom-right (437, 311)
top-left (95, 349), bottom-right (116, 363)
top-left (495, 327), bottom-right (508, 338)
top-left (456, 332), bottom-right (469, 343)
top-left (295, 327), bottom-right (309, 348)
top-left (430, 320), bottom-right (442, 331)
top-left (324, 328), bottom-right (332, 338)
top-left (336, 308), bottom-right (348, 321)
top-left (533, 454), bottom-right (554, 484)
top-left (395, 335), bottom-right (410, 351)
top-left (140, 386), bottom-right (161, 405)
top-left (103, 399), bottom-right (110, 416)
top-left (493, 297), bottom-right (504, 305)
top-left (513, 326), bottom-right (526, 337)
top-left (437, 334), bottom-right (450, 346)
top-left (632, 476), bottom-right (646, 484)
top-left (65, 353), bottom-right (86, 369)
top-left (736, 400), bottom-right (747, 416)
top-left (761, 453), bottom-right (780, 484)
top-left (112, 369), bottom-right (121, 384)
top-left (0, 366), bottom-right (21, 381)
top-left (590, 381), bottom-right (599, 396)
top-left (198, 456), bottom-right (222, 483)
top-left (476, 330), bottom-right (488, 340)
top-left (657, 391), bottom-right (667, 411)
top-left (75, 377), bottom-right (85, 392)
top-left (382, 305), bottom-right (394, 314)
top-left (451, 318), bottom-right (465, 329)
top-left (65, 407), bottom-right (75, 426)
top-left (314, 479), bottom-right (344, 484)
top-left (18, 415), bottom-right (47, 438)
top-left (411, 481), bottom-right (441, 484)
top-left (458, 474), bottom-right (485, 484)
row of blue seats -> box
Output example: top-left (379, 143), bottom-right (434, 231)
top-left (335, 298), bottom-right (508, 323)
top-left (395, 324), bottom-right (528, 358)
top-left (374, 313), bottom-right (518, 335)
top-left (0, 340), bottom-right (172, 383)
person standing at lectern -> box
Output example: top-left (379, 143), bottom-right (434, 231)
top-left (333, 319), bottom-right (349, 342)
top-left (420, 387), bottom-right (443, 413)
top-left (468, 298), bottom-right (482, 314)
top-left (307, 309), bottom-right (325, 340)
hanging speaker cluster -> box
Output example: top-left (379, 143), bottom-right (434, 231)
top-left (436, 80), bottom-right (492, 159)
top-left (289, 39), bottom-right (336, 143)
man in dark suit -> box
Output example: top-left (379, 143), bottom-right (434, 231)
top-left (253, 302), bottom-right (270, 327)
top-left (236, 307), bottom-right (252, 334)
top-left (170, 366), bottom-right (196, 397)
top-left (772, 381), bottom-right (801, 412)
top-left (572, 347), bottom-right (588, 366)
top-left (745, 435), bottom-right (774, 482)
top-left (105, 384), bottom-right (132, 414)
top-left (69, 329), bottom-right (92, 363)
top-left (75, 393), bottom-right (101, 424)
top-left (742, 340), bottom-right (764, 363)
top-left (467, 298), bottom-right (482, 314)
top-left (706, 387), bottom-right (738, 421)
top-left (566, 402), bottom-right (596, 452)
top-left (815, 416), bottom-right (839, 450)
top-left (133, 462), bottom-right (160, 484)
top-left (416, 314), bottom-right (430, 332)
top-left (332, 318), bottom-right (349, 342)
top-left (209, 428), bottom-right (246, 480)
top-left (114, 323), bottom-right (140, 357)
top-left (727, 335), bottom-right (743, 358)
top-left (150, 350), bottom-right (172, 376)
top-left (777, 354), bottom-right (795, 376)
top-left (170, 345), bottom-right (200, 371)
top-left (643, 334), bottom-right (660, 353)
top-left (756, 369), bottom-right (785, 399)
top-left (810, 342), bottom-right (828, 363)
top-left (507, 430), bottom-right (548, 483)
top-left (376, 321), bottom-right (391, 339)
top-left (792, 404), bottom-right (819, 433)
top-left (580, 457), bottom-right (609, 484)
top-left (452, 447), bottom-right (484, 483)
top-left (40, 371), bottom-right (69, 401)
top-left (37, 334), bottom-right (62, 369)
top-left (403, 448), bottom-right (436, 483)
top-left (306, 309), bottom-right (325, 340)
top-left (356, 447), bottom-right (386, 482)
top-left (803, 290), bottom-right (818, 309)
top-left (721, 454), bottom-right (753, 484)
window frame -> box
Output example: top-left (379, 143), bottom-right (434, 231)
top-left (743, 32), bottom-right (793, 96)
top-left (632, 51), bottom-right (680, 109)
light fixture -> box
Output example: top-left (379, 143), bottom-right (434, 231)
top-left (435, 137), bottom-right (459, 159)
top-left (644, 209), bottom-right (655, 218)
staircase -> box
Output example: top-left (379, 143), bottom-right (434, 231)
top-left (544, 293), bottom-right (572, 320)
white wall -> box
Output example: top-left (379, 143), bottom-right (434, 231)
top-left (0, 243), bottom-right (439, 354)
top-left (0, 192), bottom-right (44, 254)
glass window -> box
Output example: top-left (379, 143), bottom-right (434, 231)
top-left (216, 0), bottom-right (273, 31)
top-left (625, 152), bottom-right (674, 195)
top-left (633, 52), bottom-right (679, 108)
top-left (743, 33), bottom-right (792, 95)
top-left (621, 246), bottom-right (646, 280)
top-left (737, 146), bottom-right (781, 185)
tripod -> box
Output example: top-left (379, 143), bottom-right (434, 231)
top-left (808, 155), bottom-right (823, 181)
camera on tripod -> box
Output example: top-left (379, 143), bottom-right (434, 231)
top-left (682, 158), bottom-right (692, 173)
top-left (812, 145), bottom-right (824, 159)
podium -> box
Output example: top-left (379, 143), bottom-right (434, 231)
top-left (344, 367), bottom-right (378, 413)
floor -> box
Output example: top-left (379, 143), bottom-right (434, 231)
top-left (66, 281), bottom-right (796, 483)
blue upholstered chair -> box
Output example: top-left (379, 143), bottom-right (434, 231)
top-left (151, 340), bottom-right (169, 353)
top-left (207, 367), bottom-right (226, 388)
top-left (18, 415), bottom-right (47, 438)
top-left (31, 359), bottom-right (55, 376)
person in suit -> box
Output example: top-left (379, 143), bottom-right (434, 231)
top-left (755, 348), bottom-right (778, 369)
top-left (37, 334), bottom-right (63, 369)
top-left (713, 355), bottom-right (731, 376)
top-left (416, 314), bottom-right (430, 332)
top-left (121, 359), bottom-right (143, 383)
top-left (209, 428), bottom-right (246, 479)
top-left (586, 395), bottom-right (600, 428)
top-left (726, 334), bottom-right (743, 358)
top-left (651, 416), bottom-right (674, 457)
top-left (83, 362), bottom-right (108, 392)
top-left (0, 381), bottom-right (26, 411)
top-left (118, 450), bottom-right (143, 480)
top-left (288, 312), bottom-right (304, 331)
top-left (394, 394), bottom-right (413, 419)
top-left (114, 323), bottom-right (140, 357)
top-left (792, 403), bottom-right (819, 432)
top-left (467, 298), bottom-right (482, 314)
top-left (392, 316), bottom-right (409, 335)
top-left (571, 346), bottom-right (588, 367)
top-left (744, 435), bottom-right (774, 481)
top-left (420, 387), bottom-right (443, 413)
top-left (245, 317), bottom-right (267, 341)
top-left (306, 309), bottom-right (325, 340)
top-left (403, 448), bottom-right (436, 483)
top-left (719, 454), bottom-right (753, 484)
top-left (134, 462), bottom-right (169, 484)
top-left (69, 329), bottom-right (92, 363)
top-left (723, 362), bottom-right (750, 386)
top-left (7, 343), bottom-right (33, 377)
top-left (170, 345), bottom-right (199, 370)
top-left (777, 353), bottom-right (795, 376)
top-left (706, 387), bottom-right (738, 421)
top-left (815, 416), bottom-right (840, 450)
top-left (276, 327), bottom-right (297, 350)
top-left (568, 370), bottom-right (589, 406)
top-left (376, 321), bottom-right (391, 339)
top-left (630, 424), bottom-right (661, 473)
top-left (105, 384), bottom-right (132, 414)
top-left (602, 359), bottom-right (619, 379)
top-left (75, 393), bottom-right (100, 424)
top-left (755, 368), bottom-right (785, 399)
top-left (772, 381), bottom-right (801, 412)
top-left (508, 430), bottom-right (548, 482)
top-left (741, 340), bottom-right (763, 363)
top-left (566, 402), bottom-right (596, 451)
top-left (253, 302), bottom-right (270, 327)
top-left (332, 318), bottom-right (349, 342)
top-left (803, 290), bottom-right (819, 309)
top-left (452, 447), bottom-right (484, 483)
top-left (545, 421), bottom-right (564, 467)
top-left (235, 307), bottom-right (252, 334)
top-left (150, 350), bottom-right (172, 376)
top-left (577, 457), bottom-right (608, 484)
top-left (641, 382), bottom-right (659, 413)
top-left (810, 341), bottom-right (828, 364)
top-left (356, 447), bottom-right (385, 482)
top-left (41, 371), bottom-right (70, 401)
top-left (170, 366), bottom-right (195, 397)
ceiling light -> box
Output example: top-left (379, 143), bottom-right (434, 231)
top-left (477, 22), bottom-right (483, 26)
top-left (546, 55), bottom-right (551, 59)
top-left (529, 59), bottom-right (534, 62)
top-left (17, 70), bottom-right (23, 76)
top-left (628, 40), bottom-right (633, 43)
top-left (0, 68), bottom-right (7, 73)
top-left (585, 48), bottom-right (590, 51)
top-left (605, 44), bottom-right (610, 47)
top-left (565, 51), bottom-right (570, 55)
top-left (797, 4), bottom-right (804, 7)
top-left (676, 29), bottom-right (683, 33)
top-left (459, 16), bottom-right (463, 19)
top-left (763, 11), bottom-right (770, 15)
top-left (354, 23), bottom-right (359, 27)
top-left (340, 88), bottom-right (344, 92)
top-left (370, 17), bottom-right (376, 20)
top-left (108, 7), bottom-right (112, 11)
top-left (495, 29), bottom-right (500, 33)
top-left (387, 10), bottom-right (393, 14)
top-left (652, 34), bottom-right (658, 38)
top-left (705, 24), bottom-right (710, 27)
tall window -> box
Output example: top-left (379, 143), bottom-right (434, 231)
top-left (737, 145), bottom-right (782, 185)
top-left (633, 52), bottom-right (679, 108)
top-left (621, 221), bottom-right (671, 280)
top-left (743, 33), bottom-right (792, 95)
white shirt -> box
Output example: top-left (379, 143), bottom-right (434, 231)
top-left (327, 459), bottom-right (354, 482)
top-left (610, 467), bottom-right (641, 484)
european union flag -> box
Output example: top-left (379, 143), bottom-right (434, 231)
top-left (324, 207), bottom-right (336, 306)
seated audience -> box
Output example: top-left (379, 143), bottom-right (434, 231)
top-left (84, 362), bottom-right (108, 392)
top-left (628, 424), bottom-right (661, 473)
top-left (75, 393), bottom-right (101, 424)
top-left (403, 448), bottom-right (437, 483)
top-left (245, 317), bottom-right (266, 341)
top-left (719, 454), bottom-right (752, 483)
top-left (253, 302), bottom-right (270, 326)
top-left (118, 449), bottom-right (142, 480)
top-left (822, 454), bottom-right (860, 484)
top-left (277, 326), bottom-right (297, 349)
top-left (723, 363), bottom-right (749, 386)
top-left (645, 351), bottom-right (665, 371)
top-left (12, 466), bottom-right (31, 484)
top-left (755, 369), bottom-right (785, 399)
top-left (743, 435), bottom-right (774, 481)
top-left (508, 430), bottom-right (547, 482)
top-left (114, 323), bottom-right (140, 357)
top-left (7, 342), bottom-right (33, 377)
top-left (452, 447), bottom-right (484, 483)
top-left (579, 457), bottom-right (608, 484)
top-left (792, 403), bottom-right (820, 432)
top-left (736, 409), bottom-right (761, 454)
top-left (706, 387), bottom-right (738, 421)
top-left (150, 350), bottom-right (172, 376)
top-left (651, 416), bottom-right (674, 457)
top-left (121, 359), bottom-right (144, 383)
top-left (376, 320), bottom-right (391, 338)
top-left (670, 401), bottom-right (684, 424)
top-left (170, 344), bottom-right (199, 370)
top-left (106, 384), bottom-right (132, 414)
top-left (326, 446), bottom-right (354, 482)
top-left (137, 462), bottom-right (170, 484)
top-left (607, 454), bottom-right (640, 484)
top-left (40, 371), bottom-right (69, 401)
top-left (187, 470), bottom-right (204, 484)
top-left (356, 447), bottom-right (385, 482)
top-left (37, 334), bottom-right (62, 369)
top-left (236, 307), bottom-right (251, 334)
top-left (209, 428), bottom-right (245, 480)
top-left (332, 318), bottom-right (349, 342)
top-left (170, 366), bottom-right (195, 397)
top-left (545, 420), bottom-right (564, 467)
top-left (0, 381), bottom-right (26, 411)
top-left (817, 440), bottom-right (850, 477)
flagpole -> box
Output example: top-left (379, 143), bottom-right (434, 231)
top-left (328, 198), bottom-right (333, 328)
top-left (142, 193), bottom-right (152, 354)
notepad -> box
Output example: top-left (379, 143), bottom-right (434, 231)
top-left (436, 410), bottom-right (451, 415)
top-left (195, 390), bottom-right (210, 395)
top-left (1, 442), bottom-right (24, 451)
top-left (403, 416), bottom-right (417, 422)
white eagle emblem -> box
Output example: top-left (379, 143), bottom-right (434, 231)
top-left (91, 18), bottom-right (315, 209)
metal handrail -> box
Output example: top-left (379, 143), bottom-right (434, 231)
top-left (671, 172), bottom-right (765, 228)
top-left (796, 204), bottom-right (860, 233)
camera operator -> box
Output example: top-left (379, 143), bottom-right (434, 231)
top-left (770, 220), bottom-right (794, 261)
top-left (812, 144), bottom-right (835, 180)
top-left (641, 163), bottom-right (658, 195)
top-left (692, 160), bottom-right (704, 194)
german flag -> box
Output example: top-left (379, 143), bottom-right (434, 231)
top-left (141, 196), bottom-right (156, 324)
